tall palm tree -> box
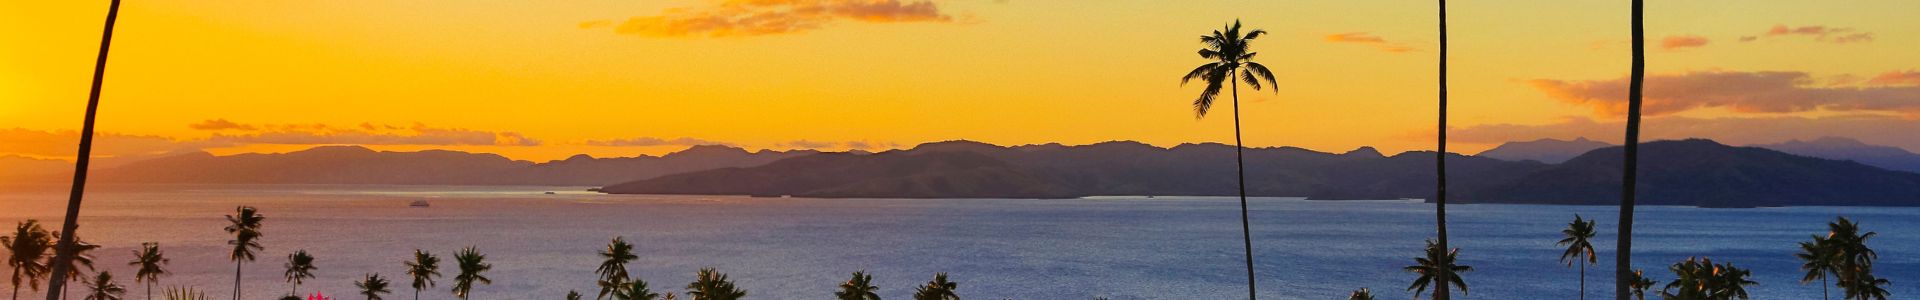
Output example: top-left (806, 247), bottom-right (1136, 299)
top-left (1346, 288), bottom-right (1375, 300)
top-left (223, 206), bottom-right (265, 300)
top-left (1431, 1), bottom-right (1455, 298)
top-left (1405, 239), bottom-right (1471, 300)
top-left (1626, 269), bottom-right (1656, 300)
top-left (910, 273), bottom-right (957, 300)
top-left (835, 271), bottom-right (879, 300)
top-left (1824, 217), bottom-right (1881, 300)
top-left (683, 268), bottom-right (744, 300)
top-left (449, 247), bottom-right (490, 300)
top-left (6, 220), bottom-right (56, 300)
top-left (48, 232), bottom-right (100, 300)
top-left (45, 1), bottom-right (124, 298)
top-left (596, 237), bottom-right (638, 300)
top-left (611, 280), bottom-right (659, 300)
top-left (402, 250), bottom-right (439, 300)
top-left (127, 243), bottom-right (168, 300)
top-left (355, 274), bottom-right (391, 300)
top-left (80, 272), bottom-right (123, 300)
top-left (1559, 214), bottom-right (1599, 300)
top-left (1614, 0), bottom-right (1648, 299)
top-left (1180, 19), bottom-right (1279, 300)
top-left (283, 250), bottom-right (316, 296)
top-left (1842, 272), bottom-right (1890, 300)
top-left (1797, 235), bottom-right (1839, 300)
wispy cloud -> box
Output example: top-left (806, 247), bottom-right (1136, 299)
top-left (190, 120), bottom-right (542, 146)
top-left (591, 0), bottom-right (955, 38)
top-left (1659, 35), bottom-right (1709, 50)
top-left (0, 128), bottom-right (228, 159)
top-left (188, 118), bottom-right (258, 131)
top-left (1740, 24), bottom-right (1874, 44)
top-left (774, 139), bottom-right (900, 150)
top-left (1527, 70), bottom-right (1920, 117)
top-left (584, 137), bottom-right (734, 147)
top-left (1323, 32), bottom-right (1416, 53)
top-left (1868, 70), bottom-right (1920, 86)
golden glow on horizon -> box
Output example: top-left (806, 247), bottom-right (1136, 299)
top-left (5, 1), bottom-right (1919, 161)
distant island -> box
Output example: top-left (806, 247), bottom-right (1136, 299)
top-left (7, 138), bottom-right (1918, 207)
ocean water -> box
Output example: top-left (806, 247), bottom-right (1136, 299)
top-left (0, 184), bottom-right (1914, 300)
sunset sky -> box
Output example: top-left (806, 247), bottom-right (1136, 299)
top-left (5, 0), bottom-right (1919, 162)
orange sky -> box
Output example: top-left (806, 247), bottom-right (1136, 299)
top-left (5, 1), bottom-right (1919, 161)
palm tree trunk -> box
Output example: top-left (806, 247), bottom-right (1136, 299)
top-left (147, 281), bottom-right (153, 300)
top-left (1433, 1), bottom-right (1452, 300)
top-left (1821, 275), bottom-right (1828, 300)
top-left (15, 283), bottom-right (21, 300)
top-left (1615, 1), bottom-right (1645, 300)
top-left (1230, 72), bottom-right (1257, 300)
top-left (234, 262), bottom-right (243, 300)
top-left (415, 288), bottom-right (421, 300)
top-left (45, 1), bottom-right (121, 299)
top-left (1579, 262), bottom-right (1586, 300)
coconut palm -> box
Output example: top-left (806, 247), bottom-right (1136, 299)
top-left (449, 247), bottom-right (490, 300)
top-left (1430, 1), bottom-right (1456, 298)
top-left (1614, 0), bottom-right (1649, 299)
top-left (1797, 235), bottom-right (1839, 300)
top-left (5, 220), bottom-right (56, 300)
top-left (49, 231), bottom-right (100, 300)
top-left (683, 268), bottom-right (744, 300)
top-left (127, 243), bottom-right (168, 300)
top-left (835, 271), bottom-right (879, 300)
top-left (1559, 214), bottom-right (1599, 300)
top-left (611, 279), bottom-right (659, 300)
top-left (1626, 269), bottom-right (1656, 300)
top-left (283, 250), bottom-right (316, 296)
top-left (355, 274), bottom-right (390, 300)
top-left (1347, 288), bottom-right (1375, 300)
top-left (1180, 19), bottom-right (1279, 299)
top-left (1842, 272), bottom-right (1890, 300)
top-left (223, 206), bottom-right (264, 300)
top-left (1825, 217), bottom-right (1883, 300)
top-left (566, 291), bottom-right (582, 300)
top-left (46, 1), bottom-right (124, 297)
top-left (81, 272), bottom-right (123, 300)
top-left (910, 273), bottom-right (957, 300)
top-left (596, 237), bottom-right (638, 299)
top-left (1659, 257), bottom-right (1755, 300)
top-left (1405, 239), bottom-right (1471, 300)
top-left (401, 250), bottom-right (439, 300)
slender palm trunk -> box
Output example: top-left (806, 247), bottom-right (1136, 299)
top-left (234, 262), bottom-right (243, 300)
top-left (45, 1), bottom-right (120, 299)
top-left (1229, 73), bottom-right (1257, 300)
top-left (14, 284), bottom-right (21, 300)
top-left (1615, 1), bottom-right (1645, 300)
top-left (415, 287), bottom-right (420, 300)
top-left (147, 281), bottom-right (153, 300)
top-left (1579, 262), bottom-right (1586, 300)
top-left (1433, 1), bottom-right (1452, 300)
top-left (1821, 275), bottom-right (1828, 300)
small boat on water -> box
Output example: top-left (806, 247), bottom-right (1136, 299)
top-left (544, 191), bottom-right (557, 195)
top-left (409, 200), bottom-right (430, 208)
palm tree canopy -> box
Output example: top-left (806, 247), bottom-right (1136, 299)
top-left (910, 273), bottom-right (958, 300)
top-left (597, 237), bottom-right (639, 299)
top-left (1558, 214), bottom-right (1598, 266)
top-left (404, 249), bottom-right (441, 291)
top-left (1405, 239), bottom-right (1472, 299)
top-left (84, 271), bottom-right (126, 300)
top-left (835, 271), bottom-right (880, 300)
top-left (51, 230), bottom-right (103, 281)
top-left (566, 291), bottom-right (582, 300)
top-left (285, 250), bottom-right (318, 284)
top-left (1347, 288), bottom-right (1375, 300)
top-left (356, 273), bottom-right (392, 300)
top-left (1659, 257), bottom-right (1757, 300)
top-left (225, 206), bottom-right (266, 262)
top-left (5, 219), bottom-right (57, 291)
top-left (450, 247), bottom-right (491, 299)
top-left (611, 279), bottom-right (660, 300)
top-left (1627, 269), bottom-right (1657, 299)
top-left (684, 268), bottom-right (746, 300)
top-left (129, 242), bottom-right (170, 284)
top-left (1181, 19), bottom-right (1279, 118)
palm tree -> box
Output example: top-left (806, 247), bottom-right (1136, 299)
top-left (45, 1), bottom-right (124, 298)
top-left (401, 250), bottom-right (439, 300)
top-left (596, 237), bottom-right (638, 300)
top-left (1347, 288), bottom-right (1375, 300)
top-left (1430, 1), bottom-right (1458, 298)
top-left (683, 268), bottom-right (744, 300)
top-left (1626, 269), bottom-right (1656, 300)
top-left (566, 291), bottom-right (582, 300)
top-left (1659, 257), bottom-right (1755, 300)
top-left (1180, 19), bottom-right (1279, 300)
top-left (283, 250), bottom-right (316, 296)
top-left (127, 243), bottom-right (168, 300)
top-left (1842, 272), bottom-right (1890, 300)
top-left (835, 271), bottom-right (879, 300)
top-left (1825, 217), bottom-right (1881, 300)
top-left (611, 280), bottom-right (659, 300)
top-left (1797, 235), bottom-right (1839, 300)
top-left (49, 232), bottom-right (100, 300)
top-left (81, 272), bottom-right (123, 300)
top-left (355, 274), bottom-right (391, 300)
top-left (1559, 214), bottom-right (1599, 300)
top-left (449, 247), bottom-right (490, 300)
top-left (1405, 239), bottom-right (1471, 300)
top-left (910, 273), bottom-right (957, 300)
top-left (6, 220), bottom-right (57, 300)
top-left (1614, 0), bottom-right (1648, 299)
top-left (223, 206), bottom-right (265, 300)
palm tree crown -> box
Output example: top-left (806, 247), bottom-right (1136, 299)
top-left (1559, 214), bottom-right (1599, 300)
top-left (402, 249), bottom-right (440, 300)
top-left (1627, 269), bottom-right (1657, 300)
top-left (1347, 288), bottom-right (1375, 300)
top-left (450, 247), bottom-right (491, 300)
top-left (224, 206), bottom-right (264, 300)
top-left (355, 273), bottom-right (391, 300)
top-left (1405, 239), bottom-right (1472, 300)
top-left (684, 268), bottom-right (745, 300)
top-left (82, 271), bottom-right (125, 300)
top-left (285, 250), bottom-right (317, 295)
top-left (1658, 257), bottom-right (1756, 300)
top-left (910, 273), bottom-right (958, 300)
top-left (1182, 20), bottom-right (1279, 118)
top-left (128, 243), bottom-right (169, 300)
top-left (835, 271), bottom-right (880, 300)
top-left (597, 237), bottom-right (639, 300)
top-left (611, 279), bottom-right (660, 300)
top-left (52, 230), bottom-right (103, 300)
top-left (6, 220), bottom-right (57, 300)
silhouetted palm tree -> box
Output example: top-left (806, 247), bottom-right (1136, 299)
top-left (127, 243), bottom-right (167, 300)
top-left (1405, 240), bottom-right (1471, 300)
top-left (910, 273), bottom-right (957, 300)
top-left (450, 247), bottom-right (490, 300)
top-left (835, 271), bottom-right (879, 300)
top-left (566, 291), bottom-right (582, 300)
top-left (1626, 269), bottom-right (1656, 300)
top-left (223, 206), bottom-right (264, 300)
top-left (355, 274), bottom-right (391, 300)
top-left (1347, 288), bottom-right (1375, 300)
top-left (6, 220), bottom-right (56, 300)
top-left (683, 268), bottom-right (744, 300)
top-left (611, 280), bottom-right (659, 300)
top-left (1431, 1), bottom-right (1455, 298)
top-left (1659, 257), bottom-right (1755, 300)
top-left (284, 250), bottom-right (316, 296)
top-left (1614, 0), bottom-right (1648, 299)
top-left (597, 237), bottom-right (638, 300)
top-left (1824, 217), bottom-right (1883, 300)
top-left (1798, 235), bottom-right (1839, 300)
top-left (45, 1), bottom-right (124, 298)
top-left (1842, 272), bottom-right (1890, 300)
top-left (81, 272), bottom-right (122, 300)
top-left (1180, 19), bottom-right (1278, 300)
top-left (402, 250), bottom-right (439, 300)
top-left (1560, 214), bottom-right (1599, 300)
top-left (49, 231), bottom-right (100, 300)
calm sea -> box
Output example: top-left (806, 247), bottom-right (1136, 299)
top-left (0, 184), bottom-right (1913, 299)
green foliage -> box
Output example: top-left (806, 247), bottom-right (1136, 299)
top-left (835, 271), bottom-right (880, 300)
top-left (1347, 287), bottom-right (1376, 300)
top-left (1658, 257), bottom-right (1756, 300)
top-left (129, 242), bottom-right (170, 285)
top-left (357, 273), bottom-right (393, 300)
top-left (1405, 239), bottom-right (1472, 300)
top-left (1628, 269), bottom-right (1658, 300)
top-left (611, 279), bottom-right (660, 300)
top-left (451, 246), bottom-right (491, 300)
top-left (404, 249), bottom-right (441, 299)
top-left (285, 250), bottom-right (318, 293)
top-left (684, 268), bottom-right (745, 300)
top-left (596, 237), bottom-right (638, 300)
top-left (83, 271), bottom-right (126, 300)
top-left (910, 273), bottom-right (958, 300)
top-left (224, 206), bottom-right (266, 262)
